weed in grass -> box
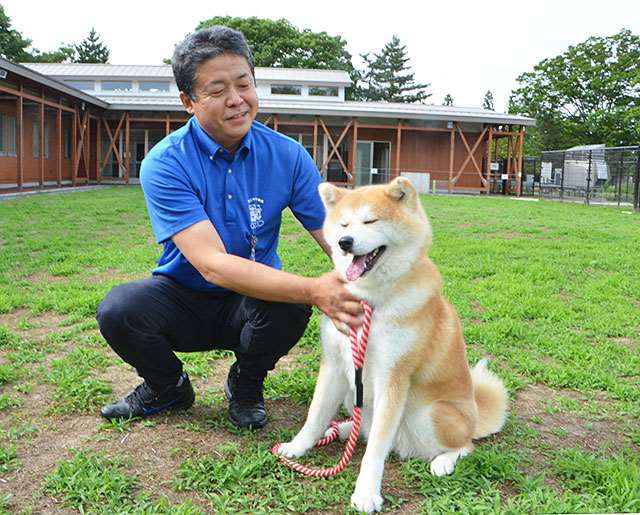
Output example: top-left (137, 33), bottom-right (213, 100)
top-left (100, 417), bottom-right (141, 433)
top-left (13, 383), bottom-right (32, 394)
top-left (47, 354), bottom-right (112, 413)
top-left (0, 365), bottom-right (17, 385)
top-left (44, 450), bottom-right (137, 512)
top-left (0, 445), bottom-right (19, 473)
top-left (0, 394), bottom-right (21, 411)
top-left (553, 448), bottom-right (640, 512)
top-left (175, 442), bottom-right (357, 513)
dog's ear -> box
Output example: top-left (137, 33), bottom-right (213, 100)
top-left (385, 177), bottom-right (417, 205)
top-left (318, 182), bottom-right (347, 207)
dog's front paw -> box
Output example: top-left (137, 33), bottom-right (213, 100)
top-left (430, 453), bottom-right (456, 476)
top-left (350, 487), bottom-right (383, 513)
top-left (276, 439), bottom-right (312, 458)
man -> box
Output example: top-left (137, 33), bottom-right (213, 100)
top-left (97, 26), bottom-right (361, 430)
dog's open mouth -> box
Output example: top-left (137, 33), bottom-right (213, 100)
top-left (345, 246), bottom-right (386, 281)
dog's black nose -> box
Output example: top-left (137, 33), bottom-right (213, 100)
top-left (338, 236), bottom-right (354, 252)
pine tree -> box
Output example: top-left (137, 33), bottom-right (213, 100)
top-left (483, 90), bottom-right (495, 111)
top-left (358, 35), bottom-right (430, 103)
top-left (74, 28), bottom-right (110, 63)
top-left (443, 94), bottom-right (454, 106)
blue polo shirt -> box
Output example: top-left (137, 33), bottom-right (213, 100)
top-left (139, 117), bottom-right (325, 293)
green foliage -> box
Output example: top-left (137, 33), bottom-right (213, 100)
top-left (355, 35), bottom-right (430, 103)
top-left (26, 44), bottom-right (76, 63)
top-left (443, 93), bottom-right (454, 106)
top-left (194, 16), bottom-right (353, 74)
top-left (510, 29), bottom-right (640, 153)
top-left (74, 27), bottom-right (110, 63)
top-left (483, 90), bottom-right (495, 111)
top-left (0, 5), bottom-right (31, 61)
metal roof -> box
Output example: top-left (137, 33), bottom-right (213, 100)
top-left (103, 95), bottom-right (534, 126)
top-left (21, 63), bottom-right (351, 84)
top-left (11, 61), bottom-right (534, 126)
top-left (0, 58), bottom-right (108, 108)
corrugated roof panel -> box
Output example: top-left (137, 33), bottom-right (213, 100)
top-left (21, 63), bottom-right (351, 84)
top-left (101, 95), bottom-right (534, 125)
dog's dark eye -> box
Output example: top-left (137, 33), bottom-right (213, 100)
top-left (340, 222), bottom-right (349, 227)
top-left (363, 219), bottom-right (378, 225)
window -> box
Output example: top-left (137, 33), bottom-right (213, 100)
top-left (64, 127), bottom-right (72, 159)
top-left (64, 80), bottom-right (94, 91)
top-left (140, 81), bottom-right (170, 93)
top-left (32, 121), bottom-right (50, 159)
top-left (0, 115), bottom-right (17, 157)
top-left (102, 81), bottom-right (133, 92)
top-left (309, 86), bottom-right (339, 97)
top-left (270, 84), bottom-right (302, 95)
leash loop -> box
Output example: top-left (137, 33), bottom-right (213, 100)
top-left (271, 301), bottom-right (373, 477)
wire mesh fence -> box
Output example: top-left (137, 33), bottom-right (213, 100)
top-left (521, 146), bottom-right (640, 208)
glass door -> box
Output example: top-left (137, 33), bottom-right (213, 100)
top-left (356, 141), bottom-right (373, 186)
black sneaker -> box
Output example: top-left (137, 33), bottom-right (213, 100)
top-left (100, 372), bottom-right (195, 420)
top-left (224, 362), bottom-right (267, 430)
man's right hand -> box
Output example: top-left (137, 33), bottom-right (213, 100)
top-left (310, 272), bottom-right (363, 334)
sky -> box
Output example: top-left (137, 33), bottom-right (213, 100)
top-left (3, 0), bottom-right (639, 112)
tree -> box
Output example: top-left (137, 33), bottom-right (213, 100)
top-left (193, 17), bottom-right (355, 97)
top-left (74, 27), bottom-right (110, 63)
top-left (0, 4), bottom-right (31, 61)
top-left (357, 35), bottom-right (430, 103)
top-left (482, 90), bottom-right (494, 111)
top-left (443, 94), bottom-right (454, 106)
top-left (194, 17), bottom-right (352, 71)
top-left (27, 44), bottom-right (76, 63)
top-left (509, 29), bottom-right (640, 153)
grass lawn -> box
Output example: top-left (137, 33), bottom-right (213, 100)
top-left (0, 186), bottom-right (638, 514)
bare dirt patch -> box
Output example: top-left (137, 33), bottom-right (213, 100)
top-left (513, 384), bottom-right (635, 454)
top-left (610, 336), bottom-right (638, 350)
top-left (0, 309), bottom-right (67, 343)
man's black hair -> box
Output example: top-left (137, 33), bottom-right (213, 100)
top-left (172, 26), bottom-right (255, 100)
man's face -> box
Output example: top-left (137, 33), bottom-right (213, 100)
top-left (180, 53), bottom-right (258, 152)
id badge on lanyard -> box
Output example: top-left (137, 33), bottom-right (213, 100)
top-left (249, 234), bottom-right (257, 261)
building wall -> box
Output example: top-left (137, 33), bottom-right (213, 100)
top-left (0, 103), bottom-right (75, 186)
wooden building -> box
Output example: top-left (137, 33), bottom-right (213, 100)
top-left (0, 58), bottom-right (534, 194)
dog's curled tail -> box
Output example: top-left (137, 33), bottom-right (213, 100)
top-left (471, 359), bottom-right (508, 439)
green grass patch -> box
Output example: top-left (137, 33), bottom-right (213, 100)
top-left (1, 187), bottom-right (639, 512)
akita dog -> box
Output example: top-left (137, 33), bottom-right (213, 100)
top-left (277, 177), bottom-right (508, 513)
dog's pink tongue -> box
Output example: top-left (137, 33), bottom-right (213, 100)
top-left (346, 255), bottom-right (367, 281)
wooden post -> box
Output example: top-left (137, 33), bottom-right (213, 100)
top-left (57, 108), bottom-right (62, 186)
top-left (505, 132), bottom-right (512, 194)
top-left (96, 117), bottom-right (101, 183)
top-left (516, 125), bottom-right (524, 196)
top-left (312, 117), bottom-right (318, 165)
top-left (165, 114), bottom-right (170, 136)
top-left (39, 96), bottom-right (45, 187)
top-left (485, 125), bottom-right (493, 194)
top-left (448, 127), bottom-right (455, 193)
top-left (395, 121), bottom-right (402, 181)
top-left (124, 113), bottom-right (130, 183)
top-left (351, 118), bottom-right (358, 185)
top-left (17, 94), bottom-right (23, 190)
top-left (273, 115), bottom-right (279, 132)
top-left (72, 110), bottom-right (77, 186)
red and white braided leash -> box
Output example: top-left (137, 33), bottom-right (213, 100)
top-left (271, 301), bottom-right (373, 478)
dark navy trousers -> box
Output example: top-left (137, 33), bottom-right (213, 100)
top-left (96, 274), bottom-right (312, 390)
